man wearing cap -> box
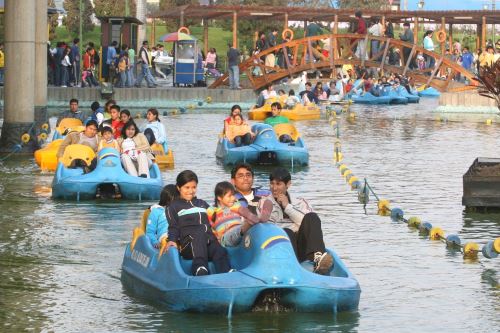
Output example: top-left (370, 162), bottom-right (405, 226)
top-left (256, 167), bottom-right (334, 275)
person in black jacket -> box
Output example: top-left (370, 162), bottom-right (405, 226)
top-left (166, 170), bottom-right (231, 276)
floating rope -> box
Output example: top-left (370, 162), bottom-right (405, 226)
top-left (327, 107), bottom-right (500, 261)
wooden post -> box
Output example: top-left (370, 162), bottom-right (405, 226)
top-left (284, 12), bottom-right (288, 31)
top-left (180, 10), bottom-right (185, 28)
top-left (440, 17), bottom-right (446, 56)
top-left (150, 19), bottom-right (156, 45)
top-left (448, 24), bottom-right (452, 53)
top-left (304, 20), bottom-right (308, 36)
top-left (476, 25), bottom-right (481, 50)
top-left (413, 16), bottom-right (418, 44)
top-left (481, 16), bottom-right (486, 50)
top-left (333, 14), bottom-right (338, 34)
top-left (232, 11), bottom-right (237, 48)
top-left (203, 18), bottom-right (209, 55)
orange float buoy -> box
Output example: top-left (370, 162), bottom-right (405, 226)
top-left (178, 26), bottom-right (190, 35)
top-left (282, 28), bottom-right (294, 41)
top-left (436, 30), bottom-right (446, 43)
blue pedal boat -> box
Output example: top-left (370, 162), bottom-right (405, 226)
top-left (351, 92), bottom-right (391, 105)
top-left (396, 86), bottom-right (420, 103)
top-left (121, 223), bottom-right (361, 314)
top-left (216, 123), bottom-right (309, 167)
top-left (418, 86), bottom-right (441, 97)
top-left (52, 147), bottom-right (163, 200)
top-left (381, 87), bottom-right (409, 104)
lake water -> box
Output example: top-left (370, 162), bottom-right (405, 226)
top-left (0, 99), bottom-right (498, 332)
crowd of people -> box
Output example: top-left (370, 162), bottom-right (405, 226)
top-left (55, 98), bottom-right (167, 178)
top-left (245, 12), bottom-right (499, 85)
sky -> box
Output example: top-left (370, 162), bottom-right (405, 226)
top-left (407, 0), bottom-right (497, 10)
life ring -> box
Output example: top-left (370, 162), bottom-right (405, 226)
top-left (282, 28), bottom-right (294, 41)
top-left (436, 30), bottom-right (446, 43)
top-left (21, 133), bottom-right (30, 143)
top-left (178, 26), bottom-right (190, 35)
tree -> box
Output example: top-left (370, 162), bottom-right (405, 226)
top-left (48, 0), bottom-right (59, 41)
top-left (335, 0), bottom-right (387, 9)
top-left (93, 0), bottom-right (137, 17)
top-left (63, 0), bottom-right (94, 36)
top-left (475, 60), bottom-right (500, 112)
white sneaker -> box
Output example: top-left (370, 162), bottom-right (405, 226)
top-left (195, 266), bottom-right (208, 276)
top-left (313, 251), bottom-right (333, 275)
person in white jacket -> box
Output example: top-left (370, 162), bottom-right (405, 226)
top-left (257, 167), bottom-right (333, 275)
top-left (141, 108), bottom-right (167, 148)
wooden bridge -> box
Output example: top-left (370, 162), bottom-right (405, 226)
top-left (209, 34), bottom-right (477, 92)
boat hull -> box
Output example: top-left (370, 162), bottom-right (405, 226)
top-left (52, 147), bottom-right (163, 200)
top-left (121, 223), bottom-right (361, 314)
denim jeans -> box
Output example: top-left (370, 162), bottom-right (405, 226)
top-left (118, 70), bottom-right (128, 87)
top-left (229, 65), bottom-right (239, 89)
top-left (135, 63), bottom-right (156, 87)
top-left (61, 66), bottom-right (69, 86)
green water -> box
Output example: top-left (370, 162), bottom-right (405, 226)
top-left (0, 100), bottom-right (499, 332)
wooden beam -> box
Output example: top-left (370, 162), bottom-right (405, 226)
top-left (402, 44), bottom-right (416, 75)
top-left (481, 16), bottom-right (486, 50)
top-left (413, 17), bottom-right (418, 44)
top-left (333, 14), bottom-right (338, 34)
top-left (426, 57), bottom-right (443, 86)
top-left (203, 18), bottom-right (208, 55)
top-left (441, 17), bottom-right (445, 56)
top-left (448, 23), bottom-right (452, 53)
top-left (379, 38), bottom-right (391, 72)
top-left (284, 12), bottom-right (288, 31)
top-left (232, 11), bottom-right (237, 48)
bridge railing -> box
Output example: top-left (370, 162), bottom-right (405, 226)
top-left (209, 33), bottom-right (477, 93)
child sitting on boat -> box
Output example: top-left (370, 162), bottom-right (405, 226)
top-left (285, 89), bottom-right (301, 109)
top-left (166, 170), bottom-right (231, 276)
top-left (223, 105), bottom-right (241, 134)
top-left (225, 114), bottom-right (254, 147)
top-left (146, 184), bottom-right (177, 248)
top-left (265, 103), bottom-right (294, 144)
top-left (141, 108), bottom-right (167, 147)
top-left (98, 126), bottom-right (120, 152)
top-left (118, 121), bottom-right (154, 178)
top-left (207, 181), bottom-right (272, 247)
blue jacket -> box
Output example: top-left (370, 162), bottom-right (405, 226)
top-left (141, 121), bottom-right (167, 145)
top-left (461, 52), bottom-right (474, 70)
top-left (167, 197), bottom-right (211, 242)
top-left (235, 187), bottom-right (270, 214)
top-left (106, 46), bottom-right (117, 65)
top-left (146, 204), bottom-right (169, 247)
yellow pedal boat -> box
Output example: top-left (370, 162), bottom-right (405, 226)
top-left (249, 98), bottom-right (320, 121)
top-left (34, 139), bottom-right (63, 172)
top-left (151, 143), bottom-right (175, 169)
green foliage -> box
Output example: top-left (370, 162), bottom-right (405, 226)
top-left (336, 0), bottom-right (387, 9)
top-left (62, 0), bottom-right (94, 36)
top-left (93, 0), bottom-right (137, 17)
top-left (48, 0), bottom-right (59, 41)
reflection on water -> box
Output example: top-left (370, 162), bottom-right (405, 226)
top-left (0, 99), bottom-right (499, 332)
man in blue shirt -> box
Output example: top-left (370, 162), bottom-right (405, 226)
top-left (106, 41), bottom-right (118, 84)
top-left (227, 43), bottom-right (241, 90)
top-left (70, 38), bottom-right (80, 86)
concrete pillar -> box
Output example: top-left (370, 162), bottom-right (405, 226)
top-left (136, 0), bottom-right (146, 50)
top-left (35, 0), bottom-right (48, 126)
top-left (0, 0), bottom-right (36, 152)
top-left (203, 18), bottom-right (209, 55)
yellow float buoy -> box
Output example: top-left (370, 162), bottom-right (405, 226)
top-left (334, 152), bottom-right (343, 162)
top-left (486, 119), bottom-right (492, 125)
top-left (377, 199), bottom-right (390, 211)
top-left (343, 169), bottom-right (352, 178)
top-left (338, 164), bottom-right (348, 172)
top-left (407, 216), bottom-right (421, 228)
top-left (429, 227), bottom-right (444, 240)
top-left (348, 112), bottom-right (356, 118)
top-left (348, 176), bottom-right (358, 185)
top-left (206, 96), bottom-right (212, 103)
top-left (39, 132), bottom-right (48, 141)
top-left (21, 133), bottom-right (30, 143)
top-left (463, 242), bottom-right (479, 259)
top-left (493, 237), bottom-right (500, 253)
top-left (41, 123), bottom-right (49, 131)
